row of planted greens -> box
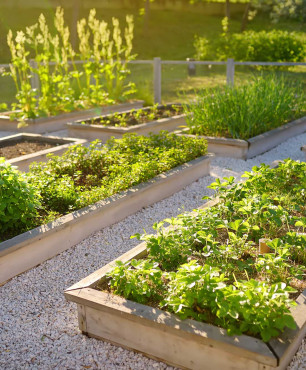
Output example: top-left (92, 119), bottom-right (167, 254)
top-left (2, 7), bottom-right (136, 121)
top-left (71, 75), bottom-right (305, 142)
top-left (0, 132), bottom-right (207, 242)
top-left (104, 159), bottom-right (306, 342)
top-left (184, 75), bottom-right (305, 140)
top-left (79, 104), bottom-right (184, 127)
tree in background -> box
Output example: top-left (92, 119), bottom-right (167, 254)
top-left (254, 0), bottom-right (306, 22)
top-left (239, 0), bottom-right (306, 32)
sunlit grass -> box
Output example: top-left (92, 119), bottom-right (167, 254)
top-left (184, 74), bottom-right (306, 139)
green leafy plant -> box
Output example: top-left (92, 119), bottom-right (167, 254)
top-left (195, 30), bottom-right (306, 63)
top-left (0, 158), bottom-right (41, 239)
top-left (3, 7), bottom-right (136, 122)
top-left (184, 75), bottom-right (305, 140)
top-left (105, 159), bottom-right (306, 342)
top-left (78, 9), bottom-right (136, 103)
top-left (107, 260), bottom-right (165, 304)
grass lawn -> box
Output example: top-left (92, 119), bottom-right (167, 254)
top-left (0, 6), bottom-right (305, 106)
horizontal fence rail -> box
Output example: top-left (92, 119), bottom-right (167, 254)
top-left (1, 58), bottom-right (305, 104)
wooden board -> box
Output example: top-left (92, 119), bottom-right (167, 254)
top-left (0, 101), bottom-right (143, 133)
top-left (67, 115), bottom-right (186, 142)
top-left (66, 288), bottom-right (277, 370)
top-left (176, 116), bottom-right (306, 160)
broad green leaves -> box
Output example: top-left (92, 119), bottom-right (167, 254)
top-left (106, 160), bottom-right (306, 342)
top-left (0, 159), bottom-right (41, 239)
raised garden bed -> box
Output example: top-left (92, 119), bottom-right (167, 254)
top-left (0, 101), bottom-right (144, 134)
top-left (0, 133), bottom-right (86, 172)
top-left (65, 254), bottom-right (306, 370)
top-left (65, 160), bottom-right (306, 370)
top-left (67, 104), bottom-right (186, 142)
top-left (181, 75), bottom-right (306, 159)
top-left (0, 133), bottom-right (211, 285)
top-left (177, 116), bottom-right (306, 159)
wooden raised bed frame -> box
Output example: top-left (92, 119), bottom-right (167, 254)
top-left (177, 116), bottom-right (306, 159)
top-left (67, 105), bottom-right (186, 142)
top-left (0, 154), bottom-right (212, 286)
top-left (1, 133), bottom-right (86, 172)
top-left (0, 101), bottom-right (143, 134)
top-left (65, 210), bottom-right (306, 370)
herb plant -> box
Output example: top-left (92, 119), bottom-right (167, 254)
top-left (105, 159), bottom-right (306, 342)
top-left (0, 159), bottom-right (41, 240)
top-left (184, 75), bottom-right (305, 140)
top-left (4, 7), bottom-right (136, 122)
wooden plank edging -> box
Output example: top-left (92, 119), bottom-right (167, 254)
top-left (268, 290), bottom-right (306, 370)
top-left (246, 116), bottom-right (306, 159)
top-left (0, 154), bottom-right (212, 285)
top-left (0, 101), bottom-right (144, 133)
top-left (65, 252), bottom-right (306, 369)
top-left (65, 287), bottom-right (278, 368)
top-left (1, 133), bottom-right (86, 172)
top-left (67, 114), bottom-right (187, 141)
top-left (176, 116), bottom-right (306, 159)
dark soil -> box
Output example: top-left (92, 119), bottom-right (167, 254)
top-left (0, 139), bottom-right (57, 159)
top-left (83, 105), bottom-right (184, 127)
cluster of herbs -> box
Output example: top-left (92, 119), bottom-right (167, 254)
top-left (80, 104), bottom-right (183, 128)
top-left (183, 75), bottom-right (305, 140)
top-left (105, 159), bottom-right (306, 342)
top-left (0, 132), bottom-right (207, 241)
top-left (2, 7), bottom-right (136, 123)
top-left (0, 158), bottom-right (40, 239)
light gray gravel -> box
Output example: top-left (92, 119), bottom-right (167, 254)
top-left (0, 133), bottom-right (306, 370)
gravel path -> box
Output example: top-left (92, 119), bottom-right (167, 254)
top-left (0, 133), bottom-right (306, 370)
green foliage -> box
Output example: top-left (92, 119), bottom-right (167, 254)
top-left (25, 131), bottom-right (207, 216)
top-left (254, 0), bottom-right (306, 23)
top-left (0, 158), bottom-right (40, 237)
top-left (4, 7), bottom-right (136, 121)
top-left (184, 74), bottom-right (305, 140)
top-left (0, 103), bottom-right (8, 112)
top-left (164, 263), bottom-right (296, 341)
top-left (106, 159), bottom-right (306, 342)
top-left (107, 260), bottom-right (165, 304)
top-left (0, 133), bottom-right (206, 240)
top-left (84, 104), bottom-right (183, 127)
top-left (195, 30), bottom-right (306, 62)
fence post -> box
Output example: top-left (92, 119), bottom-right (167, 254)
top-left (226, 58), bottom-right (235, 86)
top-left (153, 57), bottom-right (162, 104)
top-left (29, 59), bottom-right (40, 97)
top-left (187, 58), bottom-right (196, 76)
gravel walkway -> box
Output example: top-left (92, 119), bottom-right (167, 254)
top-left (0, 133), bottom-right (306, 370)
